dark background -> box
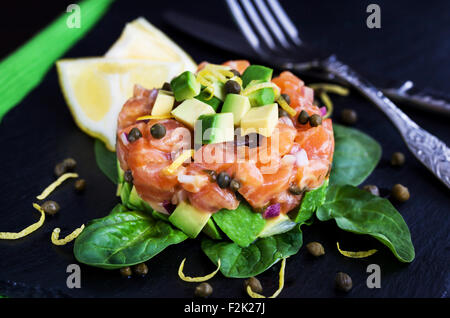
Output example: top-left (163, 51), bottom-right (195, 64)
top-left (0, 0), bottom-right (448, 298)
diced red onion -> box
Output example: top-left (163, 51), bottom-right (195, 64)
top-left (162, 200), bottom-right (176, 214)
top-left (263, 203), bottom-right (280, 219)
top-left (295, 149), bottom-right (309, 166)
top-left (120, 132), bottom-right (129, 146)
top-left (319, 106), bottom-right (327, 117)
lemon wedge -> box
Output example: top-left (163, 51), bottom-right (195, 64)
top-left (105, 17), bottom-right (197, 72)
top-left (57, 58), bottom-right (183, 150)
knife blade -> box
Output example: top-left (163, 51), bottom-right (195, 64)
top-left (164, 11), bottom-right (450, 116)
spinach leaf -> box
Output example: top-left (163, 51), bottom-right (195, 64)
top-left (317, 185), bottom-right (415, 262)
top-left (201, 226), bottom-right (303, 278)
top-left (74, 210), bottom-right (188, 269)
top-left (212, 203), bottom-right (266, 247)
top-left (290, 179), bottom-right (329, 224)
top-left (330, 124), bottom-right (381, 186)
top-left (94, 139), bottom-right (118, 184)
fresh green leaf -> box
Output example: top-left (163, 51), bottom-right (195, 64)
top-left (201, 226), bottom-right (303, 278)
top-left (94, 139), bottom-right (118, 184)
top-left (330, 124), bottom-right (381, 186)
top-left (290, 179), bottom-right (329, 224)
top-left (74, 210), bottom-right (188, 269)
top-left (317, 185), bottom-right (415, 262)
top-left (212, 203), bottom-right (266, 247)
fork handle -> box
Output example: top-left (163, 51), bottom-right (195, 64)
top-left (318, 55), bottom-right (450, 189)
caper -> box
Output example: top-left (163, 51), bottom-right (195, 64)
top-left (120, 267), bottom-right (132, 277)
top-left (362, 184), bottom-right (380, 196)
top-left (230, 69), bottom-right (241, 77)
top-left (230, 179), bottom-right (241, 192)
top-left (281, 93), bottom-right (291, 105)
top-left (124, 170), bottom-right (133, 183)
top-left (162, 82), bottom-right (172, 91)
top-left (340, 109), bottom-right (358, 125)
top-left (133, 263), bottom-right (148, 276)
top-left (203, 169), bottom-right (217, 182)
top-left (306, 242), bottom-right (325, 257)
top-left (297, 110), bottom-right (309, 125)
top-left (54, 162), bottom-right (67, 177)
top-left (309, 114), bottom-right (322, 127)
top-left (288, 184), bottom-right (302, 195)
top-left (335, 272), bottom-right (352, 292)
top-left (224, 80), bottom-right (241, 95)
top-left (150, 123), bottom-right (166, 139)
top-left (127, 128), bottom-right (142, 142)
top-left (391, 184), bottom-right (410, 202)
top-left (62, 158), bottom-right (77, 171)
top-left (278, 107), bottom-right (289, 118)
top-left (244, 277), bottom-right (263, 293)
top-left (390, 152), bottom-right (405, 167)
top-left (41, 200), bottom-right (60, 215)
top-left (217, 172), bottom-right (231, 189)
top-left (74, 179), bottom-right (86, 193)
top-left (194, 282), bottom-right (213, 298)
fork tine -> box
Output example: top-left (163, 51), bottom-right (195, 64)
top-left (267, 0), bottom-right (302, 46)
top-left (254, 0), bottom-right (290, 49)
top-left (239, 0), bottom-right (276, 49)
top-left (226, 0), bottom-right (261, 51)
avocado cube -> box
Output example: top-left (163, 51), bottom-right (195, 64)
top-left (221, 94), bottom-right (251, 125)
top-left (195, 113), bottom-right (234, 144)
top-left (195, 89), bottom-right (222, 111)
top-left (240, 103), bottom-right (279, 137)
top-left (241, 65), bottom-right (273, 88)
top-left (248, 87), bottom-right (275, 107)
top-left (171, 98), bottom-right (216, 129)
top-left (170, 71), bottom-right (201, 101)
top-left (211, 81), bottom-right (226, 101)
top-left (151, 90), bottom-right (175, 116)
top-left (257, 213), bottom-right (297, 238)
top-left (169, 201), bottom-right (211, 238)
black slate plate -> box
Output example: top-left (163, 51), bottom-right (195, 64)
top-left (0, 0), bottom-right (449, 298)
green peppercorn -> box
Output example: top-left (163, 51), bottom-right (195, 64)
top-left (195, 282), bottom-right (213, 298)
top-left (120, 267), bottom-right (132, 277)
top-left (297, 110), bottom-right (309, 125)
top-left (335, 272), bottom-right (352, 292)
top-left (391, 152), bottom-right (405, 167)
top-left (74, 179), bottom-right (86, 193)
top-left (42, 200), bottom-right (60, 215)
top-left (230, 179), bottom-right (241, 192)
top-left (340, 109), bottom-right (358, 125)
top-left (362, 184), bottom-right (380, 196)
top-left (281, 93), bottom-right (291, 105)
top-left (217, 172), bottom-right (231, 189)
top-left (224, 80), bottom-right (241, 95)
top-left (230, 69), bottom-right (241, 77)
top-left (309, 114), bottom-right (322, 127)
top-left (289, 184), bottom-right (302, 195)
top-left (306, 242), bottom-right (325, 257)
top-left (127, 128), bottom-right (142, 142)
top-left (133, 263), bottom-right (148, 276)
top-left (391, 184), bottom-right (410, 202)
top-left (244, 277), bottom-right (263, 293)
top-left (150, 123), bottom-right (166, 139)
top-left (124, 170), bottom-right (133, 183)
top-left (278, 107), bottom-right (289, 118)
top-left (162, 82), bottom-right (172, 91)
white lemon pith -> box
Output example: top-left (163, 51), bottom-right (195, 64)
top-left (57, 17), bottom-right (197, 151)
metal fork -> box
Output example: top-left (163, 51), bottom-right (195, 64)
top-left (226, 0), bottom-right (450, 189)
